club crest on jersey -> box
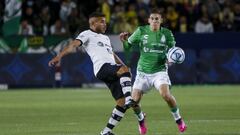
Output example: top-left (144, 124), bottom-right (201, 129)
top-left (160, 35), bottom-right (166, 43)
top-left (97, 41), bottom-right (104, 47)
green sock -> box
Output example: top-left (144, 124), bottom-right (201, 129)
top-left (171, 106), bottom-right (178, 113)
top-left (171, 107), bottom-right (181, 121)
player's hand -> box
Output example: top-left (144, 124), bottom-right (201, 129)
top-left (48, 56), bottom-right (61, 67)
top-left (119, 32), bottom-right (129, 42)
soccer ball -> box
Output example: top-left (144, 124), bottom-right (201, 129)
top-left (167, 47), bottom-right (185, 64)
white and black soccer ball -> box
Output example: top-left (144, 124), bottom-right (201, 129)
top-left (167, 47), bottom-right (185, 64)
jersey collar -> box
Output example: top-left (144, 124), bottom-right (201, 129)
top-left (90, 28), bottom-right (102, 34)
top-left (148, 25), bottom-right (161, 32)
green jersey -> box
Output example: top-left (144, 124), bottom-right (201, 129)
top-left (124, 25), bottom-right (176, 73)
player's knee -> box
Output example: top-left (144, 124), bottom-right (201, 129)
top-left (116, 97), bottom-right (125, 107)
top-left (120, 65), bottom-right (129, 73)
top-left (117, 65), bottom-right (131, 77)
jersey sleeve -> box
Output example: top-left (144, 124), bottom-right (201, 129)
top-left (123, 27), bottom-right (141, 51)
top-left (76, 31), bottom-right (89, 45)
top-left (166, 30), bottom-right (176, 49)
top-left (128, 27), bottom-right (141, 45)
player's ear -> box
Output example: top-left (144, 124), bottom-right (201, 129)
top-left (160, 18), bottom-right (163, 23)
top-left (148, 17), bottom-right (151, 24)
top-left (89, 18), bottom-right (95, 26)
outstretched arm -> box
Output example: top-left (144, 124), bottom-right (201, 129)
top-left (119, 32), bottom-right (132, 51)
top-left (48, 39), bottom-right (82, 67)
top-left (120, 27), bottom-right (140, 51)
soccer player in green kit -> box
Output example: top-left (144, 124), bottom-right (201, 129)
top-left (119, 8), bottom-right (187, 134)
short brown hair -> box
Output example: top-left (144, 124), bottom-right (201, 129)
top-left (150, 8), bottom-right (161, 15)
top-left (89, 12), bottom-right (105, 18)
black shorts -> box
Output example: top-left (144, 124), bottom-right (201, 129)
top-left (96, 63), bottom-right (124, 100)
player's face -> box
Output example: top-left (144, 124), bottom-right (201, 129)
top-left (148, 13), bottom-right (162, 31)
top-left (94, 17), bottom-right (107, 33)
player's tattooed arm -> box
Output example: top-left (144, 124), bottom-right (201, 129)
top-left (48, 39), bottom-right (81, 67)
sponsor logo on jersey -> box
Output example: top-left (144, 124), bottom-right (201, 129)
top-left (97, 41), bottom-right (104, 47)
top-left (106, 48), bottom-right (113, 54)
top-left (143, 35), bottom-right (148, 45)
top-left (143, 47), bottom-right (163, 53)
top-left (104, 44), bottom-right (111, 47)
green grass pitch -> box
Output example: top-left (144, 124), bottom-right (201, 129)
top-left (0, 85), bottom-right (240, 135)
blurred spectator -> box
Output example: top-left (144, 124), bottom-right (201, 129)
top-left (212, 13), bottom-right (221, 31)
top-left (50, 19), bottom-right (67, 35)
top-left (113, 15), bottom-right (132, 34)
top-left (22, 0), bottom-right (34, 7)
top-left (234, 3), bottom-right (240, 31)
top-left (217, 0), bottom-right (226, 9)
top-left (178, 15), bottom-right (188, 33)
top-left (114, 0), bottom-right (128, 11)
top-left (205, 0), bottom-right (221, 18)
top-left (199, 4), bottom-right (209, 17)
top-left (34, 0), bottom-right (48, 15)
top-left (60, 0), bottom-right (76, 25)
top-left (148, 0), bottom-right (159, 9)
top-left (154, 0), bottom-right (167, 9)
top-left (167, 0), bottom-right (185, 15)
top-left (166, 6), bottom-right (179, 31)
top-left (18, 19), bottom-right (34, 35)
top-left (138, 8), bottom-right (149, 25)
top-left (220, 16), bottom-right (235, 31)
top-left (125, 4), bottom-right (138, 20)
top-left (182, 0), bottom-right (199, 31)
top-left (22, 7), bottom-right (34, 25)
top-left (48, 0), bottom-right (61, 26)
top-left (100, 0), bottom-right (111, 24)
top-left (195, 14), bottom-right (214, 33)
top-left (76, 0), bottom-right (99, 17)
top-left (128, 16), bottom-right (139, 33)
top-left (142, 0), bottom-right (150, 5)
top-left (1, 0), bottom-right (240, 35)
top-left (22, 0), bottom-right (35, 15)
top-left (68, 8), bottom-right (88, 36)
top-left (218, 0), bottom-right (234, 10)
top-left (39, 6), bottom-right (51, 28)
top-left (32, 16), bottom-right (48, 36)
top-left (110, 4), bottom-right (125, 29)
top-left (219, 7), bottom-right (235, 31)
top-left (136, 0), bottom-right (150, 14)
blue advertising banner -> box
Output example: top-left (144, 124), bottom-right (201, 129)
top-left (198, 49), bottom-right (240, 83)
top-left (0, 54), bottom-right (54, 87)
top-left (0, 50), bottom-right (240, 88)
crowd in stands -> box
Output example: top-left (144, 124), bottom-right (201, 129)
top-left (0, 0), bottom-right (240, 37)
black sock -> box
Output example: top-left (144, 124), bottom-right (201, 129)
top-left (103, 105), bottom-right (127, 133)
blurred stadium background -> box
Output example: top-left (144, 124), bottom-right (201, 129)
top-left (0, 0), bottom-right (240, 135)
top-left (0, 0), bottom-right (240, 88)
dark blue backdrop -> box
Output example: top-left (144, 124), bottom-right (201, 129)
top-left (0, 49), bottom-right (240, 87)
top-left (1, 33), bottom-right (240, 87)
